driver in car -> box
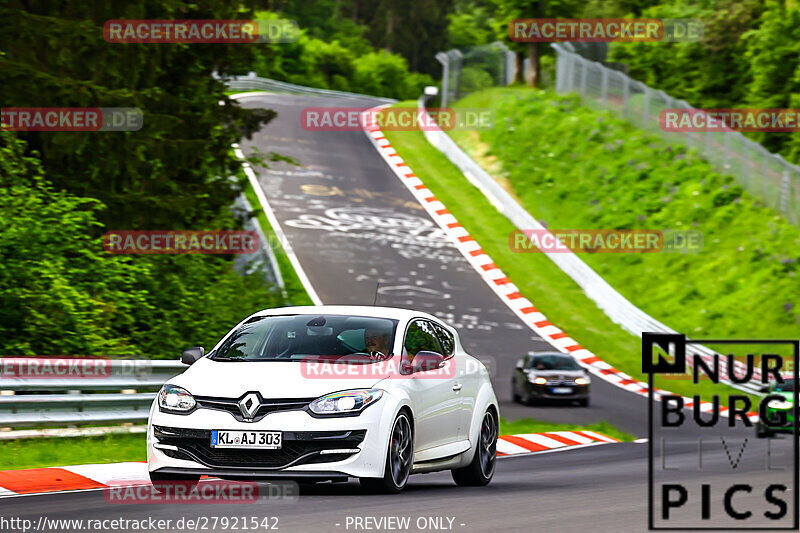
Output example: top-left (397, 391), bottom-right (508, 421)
top-left (364, 327), bottom-right (390, 359)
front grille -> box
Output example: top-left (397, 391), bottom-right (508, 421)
top-left (154, 426), bottom-right (366, 469)
top-left (195, 396), bottom-right (315, 422)
top-left (544, 378), bottom-right (579, 386)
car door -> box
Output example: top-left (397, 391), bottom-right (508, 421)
top-left (402, 319), bottom-right (461, 453)
top-left (430, 321), bottom-right (473, 441)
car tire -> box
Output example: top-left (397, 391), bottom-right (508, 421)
top-left (360, 412), bottom-right (413, 494)
top-left (578, 398), bottom-right (590, 407)
top-left (149, 471), bottom-right (200, 494)
top-left (524, 394), bottom-right (536, 406)
top-left (452, 409), bottom-right (498, 487)
top-left (511, 383), bottom-right (521, 403)
top-left (756, 420), bottom-right (773, 439)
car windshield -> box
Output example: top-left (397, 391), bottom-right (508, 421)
top-left (211, 314), bottom-right (398, 362)
top-left (530, 354), bottom-right (581, 371)
top-left (774, 379), bottom-right (796, 392)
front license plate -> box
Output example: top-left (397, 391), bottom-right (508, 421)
top-left (211, 430), bottom-right (282, 449)
top-left (551, 387), bottom-right (574, 394)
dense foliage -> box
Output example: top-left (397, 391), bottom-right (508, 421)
top-left (608, 0), bottom-right (800, 162)
top-left (0, 1), bottom-right (286, 357)
top-left (0, 131), bottom-right (285, 357)
top-left (455, 88), bottom-right (800, 339)
top-left (270, 0), bottom-right (452, 76)
top-left (0, 0), bottom-right (273, 229)
top-left (248, 11), bottom-right (435, 99)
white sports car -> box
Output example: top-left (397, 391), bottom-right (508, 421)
top-left (147, 305), bottom-right (499, 493)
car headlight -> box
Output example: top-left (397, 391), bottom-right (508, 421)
top-left (158, 384), bottom-right (196, 412)
top-left (530, 376), bottom-right (547, 385)
top-left (768, 399), bottom-right (793, 410)
top-left (308, 389), bottom-right (383, 416)
top-left (575, 377), bottom-right (590, 385)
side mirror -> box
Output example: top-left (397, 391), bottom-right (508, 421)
top-left (181, 347), bottom-right (204, 365)
top-left (516, 359), bottom-right (524, 369)
top-left (411, 351), bottom-right (445, 373)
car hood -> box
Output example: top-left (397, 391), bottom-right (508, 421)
top-left (169, 358), bottom-right (387, 399)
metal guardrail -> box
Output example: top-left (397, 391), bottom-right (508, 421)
top-left (0, 393), bottom-right (156, 427)
top-left (221, 72), bottom-right (398, 104)
top-left (0, 360), bottom-right (184, 427)
top-left (416, 95), bottom-right (764, 395)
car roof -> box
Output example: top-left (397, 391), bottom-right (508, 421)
top-left (250, 305), bottom-right (442, 324)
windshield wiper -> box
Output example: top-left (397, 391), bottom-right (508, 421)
top-left (212, 356), bottom-right (248, 362)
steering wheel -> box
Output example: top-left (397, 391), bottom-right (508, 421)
top-left (351, 351), bottom-right (390, 361)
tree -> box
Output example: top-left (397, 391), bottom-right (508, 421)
top-left (490, 0), bottom-right (583, 87)
top-left (0, 1), bottom-right (274, 230)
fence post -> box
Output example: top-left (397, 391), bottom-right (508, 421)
top-left (742, 141), bottom-right (750, 191)
top-left (664, 95), bottom-right (675, 132)
top-left (600, 66), bottom-right (609, 108)
top-left (723, 131), bottom-right (730, 169)
top-left (565, 53), bottom-right (575, 92)
top-left (621, 73), bottom-right (630, 116)
top-left (506, 49), bottom-right (516, 86)
top-left (781, 168), bottom-right (790, 215)
top-left (580, 58), bottom-right (588, 97)
top-left (642, 86), bottom-right (650, 130)
top-left (449, 49), bottom-right (464, 102)
top-left (763, 152), bottom-right (770, 202)
top-left (435, 52), bottom-right (450, 109)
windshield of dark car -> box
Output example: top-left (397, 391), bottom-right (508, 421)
top-left (774, 379), bottom-right (796, 392)
top-left (211, 314), bottom-right (398, 361)
top-left (530, 354), bottom-right (581, 371)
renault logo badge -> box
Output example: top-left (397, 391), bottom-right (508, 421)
top-left (238, 392), bottom-right (261, 419)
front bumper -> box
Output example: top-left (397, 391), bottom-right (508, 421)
top-left (148, 401), bottom-right (392, 479)
top-left (522, 382), bottom-right (590, 401)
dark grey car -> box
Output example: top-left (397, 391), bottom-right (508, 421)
top-left (511, 352), bottom-right (591, 407)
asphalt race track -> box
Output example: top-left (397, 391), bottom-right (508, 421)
top-left (235, 93), bottom-right (651, 435)
top-left (1, 93), bottom-right (791, 533)
top-left (1, 438), bottom-right (794, 532)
